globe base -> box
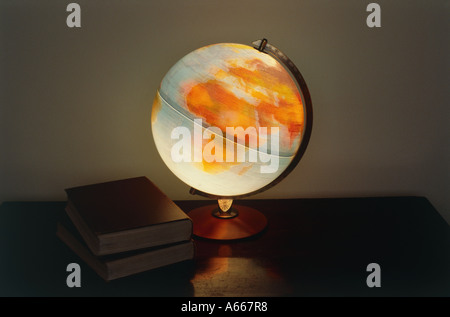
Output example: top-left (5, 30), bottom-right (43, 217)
top-left (188, 204), bottom-right (267, 240)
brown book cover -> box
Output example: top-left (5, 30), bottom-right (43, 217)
top-left (57, 222), bottom-right (194, 281)
top-left (64, 176), bottom-right (192, 256)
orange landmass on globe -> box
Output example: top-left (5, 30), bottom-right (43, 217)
top-left (182, 56), bottom-right (304, 175)
top-left (195, 134), bottom-right (241, 174)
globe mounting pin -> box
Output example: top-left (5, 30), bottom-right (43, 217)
top-left (257, 38), bottom-right (268, 52)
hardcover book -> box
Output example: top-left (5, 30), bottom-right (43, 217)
top-left (57, 221), bottom-right (194, 281)
top-left (64, 176), bottom-right (192, 256)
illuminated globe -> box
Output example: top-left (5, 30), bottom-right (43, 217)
top-left (151, 40), bottom-right (312, 199)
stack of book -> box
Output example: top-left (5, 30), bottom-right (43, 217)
top-left (57, 176), bottom-right (194, 281)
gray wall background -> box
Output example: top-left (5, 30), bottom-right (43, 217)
top-left (1, 1), bottom-right (449, 223)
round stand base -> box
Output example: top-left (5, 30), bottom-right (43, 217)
top-left (188, 204), bottom-right (267, 240)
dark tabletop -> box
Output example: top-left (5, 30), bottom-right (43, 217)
top-left (0, 197), bottom-right (449, 297)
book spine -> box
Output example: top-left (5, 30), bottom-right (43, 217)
top-left (56, 223), bottom-right (110, 281)
top-left (65, 202), bottom-right (102, 256)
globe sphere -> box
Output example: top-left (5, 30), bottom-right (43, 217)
top-left (151, 42), bottom-right (308, 197)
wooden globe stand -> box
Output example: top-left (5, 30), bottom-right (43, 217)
top-left (188, 199), bottom-right (267, 240)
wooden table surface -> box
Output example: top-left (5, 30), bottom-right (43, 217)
top-left (0, 197), bottom-right (449, 297)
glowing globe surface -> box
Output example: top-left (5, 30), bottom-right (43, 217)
top-left (151, 43), bottom-right (306, 197)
